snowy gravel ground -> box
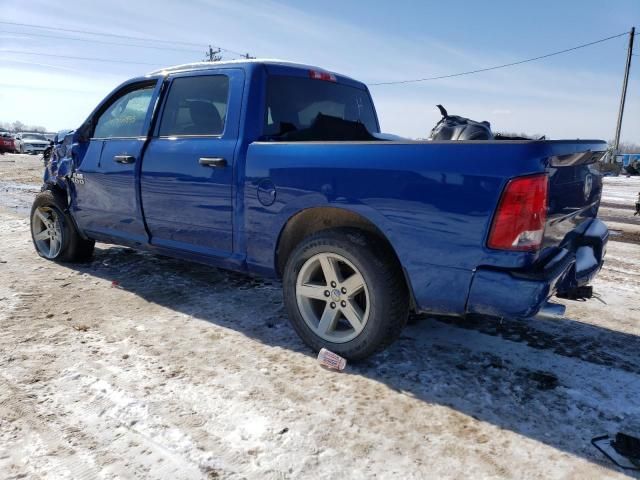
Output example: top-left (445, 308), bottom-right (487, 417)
top-left (0, 154), bottom-right (639, 479)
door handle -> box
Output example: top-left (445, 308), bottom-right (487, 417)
top-left (199, 157), bottom-right (227, 168)
top-left (114, 155), bottom-right (135, 164)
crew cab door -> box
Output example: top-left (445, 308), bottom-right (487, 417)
top-left (140, 69), bottom-right (243, 256)
top-left (72, 80), bottom-right (160, 244)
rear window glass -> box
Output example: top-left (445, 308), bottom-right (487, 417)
top-left (263, 75), bottom-right (378, 137)
top-left (158, 75), bottom-right (229, 136)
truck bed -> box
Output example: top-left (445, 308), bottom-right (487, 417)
top-left (244, 139), bottom-right (607, 316)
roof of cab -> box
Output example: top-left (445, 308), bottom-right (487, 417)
top-left (146, 58), bottom-right (363, 86)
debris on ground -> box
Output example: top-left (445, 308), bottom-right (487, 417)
top-left (317, 348), bottom-right (347, 370)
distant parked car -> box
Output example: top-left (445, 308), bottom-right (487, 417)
top-left (0, 132), bottom-right (15, 154)
top-left (14, 132), bottom-right (50, 154)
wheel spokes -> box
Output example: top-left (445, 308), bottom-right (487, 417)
top-left (34, 230), bottom-right (49, 241)
top-left (296, 252), bottom-right (369, 343)
top-left (318, 255), bottom-right (339, 285)
top-left (32, 206), bottom-right (62, 258)
top-left (298, 283), bottom-right (328, 301)
top-left (35, 208), bottom-right (49, 224)
top-left (317, 303), bottom-right (340, 335)
top-left (342, 272), bottom-right (365, 296)
top-left (341, 300), bottom-right (365, 333)
top-left (48, 237), bottom-right (59, 257)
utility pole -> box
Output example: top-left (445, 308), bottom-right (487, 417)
top-left (204, 45), bottom-right (222, 62)
top-left (612, 27), bottom-right (635, 161)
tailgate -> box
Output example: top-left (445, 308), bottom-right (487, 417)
top-left (543, 144), bottom-right (607, 248)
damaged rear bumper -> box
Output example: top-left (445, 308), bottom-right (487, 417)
top-left (465, 218), bottom-right (608, 318)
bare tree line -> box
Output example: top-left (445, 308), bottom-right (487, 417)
top-left (614, 141), bottom-right (640, 154)
top-left (0, 121), bottom-right (48, 133)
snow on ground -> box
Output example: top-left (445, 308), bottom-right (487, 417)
top-left (0, 154), bottom-right (639, 479)
top-left (601, 176), bottom-right (640, 206)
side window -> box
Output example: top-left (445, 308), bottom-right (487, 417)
top-left (158, 75), bottom-right (229, 136)
top-left (93, 84), bottom-right (155, 139)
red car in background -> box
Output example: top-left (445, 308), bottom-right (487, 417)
top-left (0, 133), bottom-right (15, 154)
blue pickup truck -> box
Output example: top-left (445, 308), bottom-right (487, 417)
top-left (32, 60), bottom-right (608, 360)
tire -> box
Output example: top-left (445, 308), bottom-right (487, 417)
top-left (283, 228), bottom-right (409, 361)
top-left (30, 190), bottom-right (95, 262)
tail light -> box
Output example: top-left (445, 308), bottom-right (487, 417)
top-left (488, 174), bottom-right (548, 251)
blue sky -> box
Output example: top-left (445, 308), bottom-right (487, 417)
top-left (1, 0), bottom-right (638, 141)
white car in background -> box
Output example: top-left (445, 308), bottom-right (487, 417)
top-left (14, 133), bottom-right (50, 154)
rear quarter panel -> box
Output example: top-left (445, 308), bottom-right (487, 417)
top-left (244, 140), bottom-right (559, 314)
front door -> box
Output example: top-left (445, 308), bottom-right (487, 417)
top-left (141, 70), bottom-right (243, 257)
top-left (73, 80), bottom-right (160, 244)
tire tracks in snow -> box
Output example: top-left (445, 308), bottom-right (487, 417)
top-left (0, 375), bottom-right (102, 480)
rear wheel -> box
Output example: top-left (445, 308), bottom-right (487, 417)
top-left (30, 190), bottom-right (95, 262)
top-left (283, 228), bottom-right (409, 361)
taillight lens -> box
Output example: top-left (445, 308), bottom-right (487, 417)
top-left (487, 174), bottom-right (548, 251)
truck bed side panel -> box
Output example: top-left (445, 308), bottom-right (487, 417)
top-left (243, 140), bottom-right (606, 315)
top-left (244, 141), bottom-right (546, 314)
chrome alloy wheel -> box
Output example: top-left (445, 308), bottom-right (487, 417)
top-left (295, 252), bottom-right (370, 343)
top-left (32, 206), bottom-right (63, 259)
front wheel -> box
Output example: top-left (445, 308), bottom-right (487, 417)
top-left (30, 190), bottom-right (95, 262)
top-left (283, 228), bottom-right (409, 361)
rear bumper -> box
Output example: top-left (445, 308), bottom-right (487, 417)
top-left (465, 218), bottom-right (608, 318)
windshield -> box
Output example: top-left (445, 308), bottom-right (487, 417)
top-left (263, 75), bottom-right (378, 138)
top-left (23, 134), bottom-right (47, 141)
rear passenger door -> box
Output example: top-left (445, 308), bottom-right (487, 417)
top-left (141, 69), bottom-right (244, 257)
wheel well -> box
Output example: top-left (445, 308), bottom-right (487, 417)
top-left (276, 207), bottom-right (416, 311)
top-left (275, 207), bottom-right (402, 276)
top-left (47, 184), bottom-right (68, 206)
